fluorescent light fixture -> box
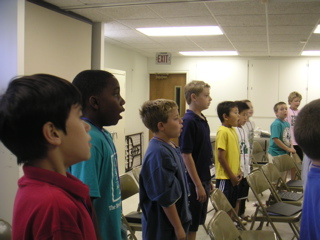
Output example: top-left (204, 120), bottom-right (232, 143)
top-left (314, 25), bottom-right (320, 34)
top-left (301, 51), bottom-right (320, 56)
top-left (179, 51), bottom-right (238, 56)
top-left (136, 26), bottom-right (223, 36)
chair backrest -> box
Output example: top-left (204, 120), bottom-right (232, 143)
top-left (120, 174), bottom-right (139, 201)
top-left (273, 154), bottom-right (296, 172)
top-left (261, 163), bottom-right (288, 191)
top-left (210, 188), bottom-right (233, 213)
top-left (210, 188), bottom-right (246, 230)
top-left (207, 210), bottom-right (240, 240)
top-left (253, 141), bottom-right (264, 154)
top-left (0, 218), bottom-right (12, 240)
top-left (131, 166), bottom-right (141, 183)
top-left (246, 170), bottom-right (271, 196)
top-left (273, 154), bottom-right (301, 179)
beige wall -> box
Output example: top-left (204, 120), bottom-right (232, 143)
top-left (24, 2), bottom-right (92, 81)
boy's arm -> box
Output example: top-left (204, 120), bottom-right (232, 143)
top-left (162, 204), bottom-right (186, 240)
top-left (181, 153), bottom-right (207, 203)
top-left (273, 138), bottom-right (296, 154)
top-left (217, 148), bottom-right (241, 186)
top-left (91, 198), bottom-right (102, 240)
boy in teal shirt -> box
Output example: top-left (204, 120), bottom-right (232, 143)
top-left (69, 70), bottom-right (126, 240)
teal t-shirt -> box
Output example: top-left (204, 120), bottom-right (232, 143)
top-left (69, 122), bottom-right (122, 240)
top-left (268, 118), bottom-right (291, 156)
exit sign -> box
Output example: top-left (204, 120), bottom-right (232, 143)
top-left (156, 52), bottom-right (171, 65)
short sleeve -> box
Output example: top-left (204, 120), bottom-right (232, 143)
top-left (216, 129), bottom-right (228, 151)
top-left (179, 118), bottom-right (196, 153)
top-left (270, 121), bottom-right (281, 140)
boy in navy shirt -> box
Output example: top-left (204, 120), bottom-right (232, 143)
top-left (179, 80), bottom-right (213, 240)
top-left (139, 99), bottom-right (191, 240)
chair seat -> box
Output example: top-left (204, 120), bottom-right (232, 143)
top-left (286, 180), bottom-right (303, 187)
top-left (125, 211), bottom-right (142, 224)
top-left (241, 230), bottom-right (277, 240)
top-left (253, 207), bottom-right (301, 222)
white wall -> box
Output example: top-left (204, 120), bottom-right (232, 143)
top-left (0, 1), bottom-right (92, 224)
top-left (104, 43), bottom-right (149, 155)
top-left (24, 2), bottom-right (92, 81)
top-left (0, 0), bottom-right (25, 224)
top-left (148, 56), bottom-right (320, 134)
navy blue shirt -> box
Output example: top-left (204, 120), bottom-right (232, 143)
top-left (179, 110), bottom-right (213, 182)
top-left (140, 139), bottom-right (191, 240)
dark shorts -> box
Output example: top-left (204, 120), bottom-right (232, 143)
top-left (216, 179), bottom-right (238, 208)
top-left (188, 180), bottom-right (211, 232)
top-left (237, 178), bottom-right (249, 200)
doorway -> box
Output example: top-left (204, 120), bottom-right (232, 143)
top-left (149, 73), bottom-right (187, 145)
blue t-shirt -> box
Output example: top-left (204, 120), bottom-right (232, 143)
top-left (179, 110), bottom-right (213, 182)
top-left (268, 118), bottom-right (291, 156)
top-left (300, 166), bottom-right (320, 240)
top-left (69, 122), bottom-right (122, 240)
top-left (140, 139), bottom-right (192, 240)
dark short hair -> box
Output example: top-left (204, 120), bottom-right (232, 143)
top-left (235, 101), bottom-right (249, 113)
top-left (0, 74), bottom-right (82, 164)
top-left (295, 99), bottom-right (320, 160)
top-left (273, 101), bottom-right (286, 113)
top-left (72, 70), bottom-right (114, 110)
top-left (140, 99), bottom-right (178, 133)
top-left (217, 101), bottom-right (237, 123)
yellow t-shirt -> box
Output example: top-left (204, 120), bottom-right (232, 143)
top-left (215, 126), bottom-right (240, 179)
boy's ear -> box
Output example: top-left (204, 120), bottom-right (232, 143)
top-left (190, 93), bottom-right (197, 102)
top-left (222, 113), bottom-right (227, 120)
top-left (42, 122), bottom-right (61, 146)
top-left (157, 122), bottom-right (165, 132)
top-left (88, 96), bottom-right (99, 110)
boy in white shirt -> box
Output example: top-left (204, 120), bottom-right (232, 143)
top-left (235, 101), bottom-right (251, 223)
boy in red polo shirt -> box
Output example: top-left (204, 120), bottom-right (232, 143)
top-left (0, 74), bottom-right (97, 240)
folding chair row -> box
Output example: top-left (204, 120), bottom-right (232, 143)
top-left (272, 154), bottom-right (303, 192)
top-left (246, 169), bottom-right (302, 240)
top-left (251, 141), bottom-right (268, 168)
top-left (261, 163), bottom-right (303, 206)
top-left (120, 173), bottom-right (142, 240)
top-left (207, 210), bottom-right (277, 240)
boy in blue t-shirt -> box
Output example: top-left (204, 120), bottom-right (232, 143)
top-left (268, 101), bottom-right (296, 158)
top-left (139, 99), bottom-right (191, 240)
top-left (69, 70), bottom-right (126, 240)
top-left (294, 99), bottom-right (320, 240)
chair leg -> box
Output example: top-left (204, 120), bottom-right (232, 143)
top-left (256, 221), bottom-right (264, 230)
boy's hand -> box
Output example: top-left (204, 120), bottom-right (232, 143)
top-left (174, 226), bottom-right (187, 240)
top-left (288, 147), bottom-right (296, 154)
top-left (210, 182), bottom-right (215, 193)
top-left (231, 175), bottom-right (240, 186)
top-left (196, 185), bottom-right (207, 203)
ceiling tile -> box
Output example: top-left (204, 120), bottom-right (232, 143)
top-left (268, 2), bottom-right (320, 14)
top-left (149, 2), bottom-right (211, 18)
top-left (164, 16), bottom-right (218, 26)
top-left (216, 15), bottom-right (266, 27)
top-left (205, 1), bottom-right (265, 15)
top-left (268, 14), bottom-right (320, 26)
top-left (117, 18), bottom-right (169, 28)
top-left (269, 26), bottom-right (314, 35)
top-left (96, 6), bottom-right (159, 19)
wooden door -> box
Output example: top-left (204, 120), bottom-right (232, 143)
top-left (149, 73), bottom-right (186, 145)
